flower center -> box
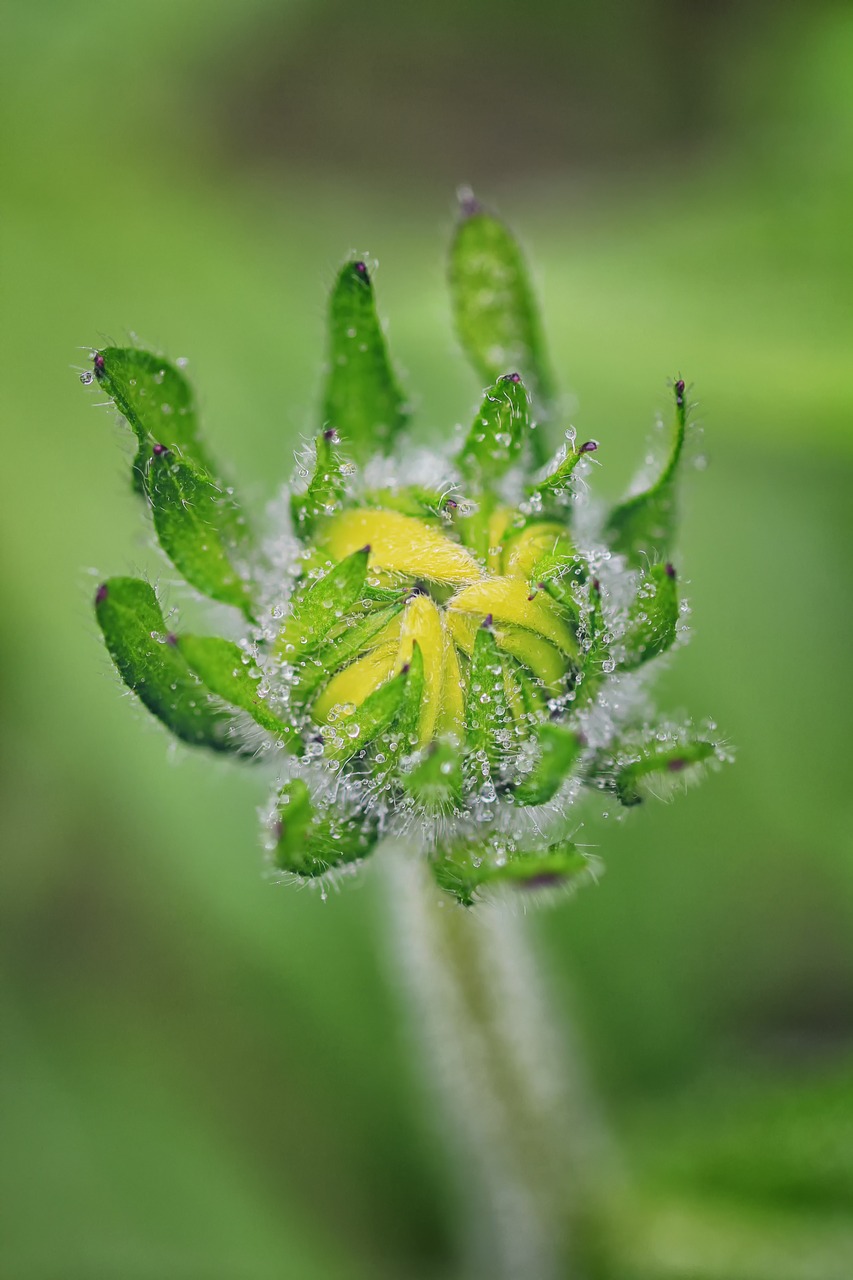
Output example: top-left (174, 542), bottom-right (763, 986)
top-left (305, 507), bottom-right (579, 751)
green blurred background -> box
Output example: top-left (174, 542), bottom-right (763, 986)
top-left (2, 2), bottom-right (852, 1276)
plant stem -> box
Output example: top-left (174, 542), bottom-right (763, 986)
top-left (381, 846), bottom-right (617, 1280)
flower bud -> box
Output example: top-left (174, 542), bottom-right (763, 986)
top-left (91, 203), bottom-right (726, 904)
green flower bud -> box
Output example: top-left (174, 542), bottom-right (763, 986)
top-left (89, 196), bottom-right (728, 904)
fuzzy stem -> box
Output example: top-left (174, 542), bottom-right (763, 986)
top-left (381, 846), bottom-right (618, 1280)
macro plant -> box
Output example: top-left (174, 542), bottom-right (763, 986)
top-left (86, 199), bottom-right (725, 904)
top-left (84, 193), bottom-right (727, 1277)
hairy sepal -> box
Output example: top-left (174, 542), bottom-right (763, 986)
top-left (95, 577), bottom-right (249, 756)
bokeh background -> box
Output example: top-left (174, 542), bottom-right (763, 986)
top-left (2, 2), bottom-right (853, 1276)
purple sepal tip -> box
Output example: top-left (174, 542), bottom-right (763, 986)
top-left (457, 186), bottom-right (483, 218)
top-left (521, 872), bottom-right (565, 891)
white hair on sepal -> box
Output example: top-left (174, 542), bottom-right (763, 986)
top-left (482, 850), bottom-right (604, 914)
top-left (360, 441), bottom-right (457, 495)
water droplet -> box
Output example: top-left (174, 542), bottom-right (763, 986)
top-left (79, 370), bottom-right (94, 385)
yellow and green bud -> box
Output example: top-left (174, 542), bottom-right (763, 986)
top-left (90, 199), bottom-right (727, 904)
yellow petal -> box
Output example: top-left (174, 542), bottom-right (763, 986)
top-left (312, 642), bottom-right (398, 722)
top-left (323, 509), bottom-right (482, 585)
top-left (486, 507), bottom-right (515, 574)
top-left (444, 609), bottom-right (479, 655)
top-left (496, 628), bottom-right (566, 692)
top-left (438, 624), bottom-right (466, 737)
top-left (396, 595), bottom-right (445, 746)
top-left (448, 576), bottom-right (577, 657)
top-left (502, 522), bottom-right (570, 578)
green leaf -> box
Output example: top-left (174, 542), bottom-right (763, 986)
top-left (529, 550), bottom-right (586, 617)
top-left (394, 638), bottom-right (426, 747)
top-left (321, 259), bottom-right (408, 463)
top-left (323, 663), bottom-right (410, 765)
top-left (432, 838), bottom-right (592, 907)
top-left (93, 347), bottom-right (217, 493)
top-left (290, 429), bottom-right (350, 537)
top-left (531, 437), bottom-right (599, 500)
top-left (146, 448), bottom-right (255, 619)
top-left (277, 548), bottom-right (371, 656)
top-left (402, 738), bottom-right (463, 811)
top-left (606, 379), bottom-right (689, 566)
top-left (362, 486), bottom-right (455, 522)
top-left (94, 577), bottom-right (247, 755)
top-left (620, 562), bottom-right (679, 671)
top-left (573, 576), bottom-right (610, 710)
top-left (465, 621), bottom-right (508, 772)
top-left (175, 634), bottom-right (300, 749)
top-left (458, 373), bottom-right (530, 484)
top-left (514, 723), bottom-right (582, 806)
top-left (449, 196), bottom-right (555, 460)
top-left (291, 601), bottom-right (405, 708)
top-left (272, 779), bottom-right (378, 877)
top-left (608, 733), bottom-right (717, 807)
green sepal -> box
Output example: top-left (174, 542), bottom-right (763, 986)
top-left (574, 577), bottom-right (610, 710)
top-left (620, 563), bottom-right (679, 671)
top-left (458, 373), bottom-right (530, 485)
top-left (93, 347), bottom-right (217, 493)
top-left (146, 448), bottom-right (254, 619)
top-left (364, 642), bottom-right (426, 782)
top-left (175, 634), bottom-right (301, 749)
top-left (95, 577), bottom-right (248, 756)
top-left (449, 198), bottom-right (554, 461)
top-left (362, 486), bottom-right (455, 523)
top-left (291, 601), bottom-right (404, 708)
top-left (321, 259), bottom-right (408, 463)
top-left (516, 662), bottom-right (547, 718)
top-left (323, 662), bottom-right (410, 765)
top-left (291, 430), bottom-right (350, 537)
top-left (277, 548), bottom-right (370, 656)
top-left (606, 381), bottom-right (689, 567)
top-left (402, 738), bottom-right (463, 811)
top-left (394, 639), bottom-right (426, 748)
top-left (607, 735), bottom-right (716, 807)
top-left (432, 837), bottom-right (591, 907)
top-left (531, 437), bottom-right (598, 500)
top-left (530, 551), bottom-right (586, 617)
top-left (466, 622), bottom-right (508, 771)
top-left (272, 778), bottom-right (378, 877)
top-left (514, 723), bottom-right (582, 806)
